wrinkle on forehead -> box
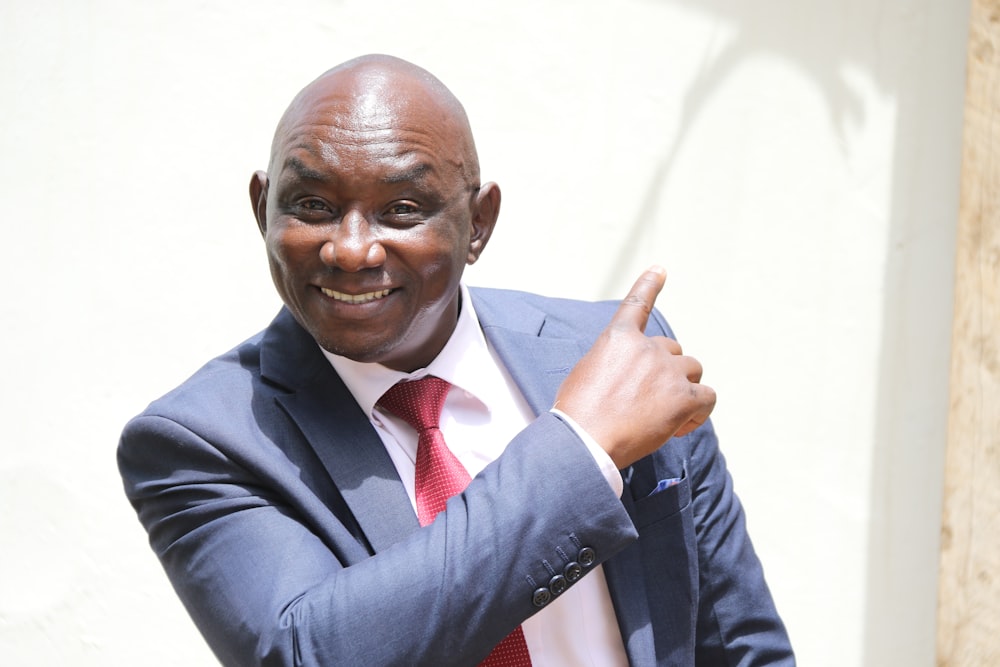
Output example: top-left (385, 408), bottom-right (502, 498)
top-left (268, 55), bottom-right (480, 185)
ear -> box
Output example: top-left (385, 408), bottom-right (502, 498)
top-left (467, 182), bottom-right (500, 265)
top-left (249, 170), bottom-right (269, 238)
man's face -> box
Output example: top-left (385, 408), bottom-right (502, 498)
top-left (253, 75), bottom-right (497, 372)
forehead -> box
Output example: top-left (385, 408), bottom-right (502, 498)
top-left (276, 123), bottom-right (458, 186)
top-left (271, 73), bottom-right (471, 187)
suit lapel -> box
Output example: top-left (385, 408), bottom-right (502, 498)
top-left (260, 310), bottom-right (418, 554)
top-left (470, 289), bottom-right (584, 415)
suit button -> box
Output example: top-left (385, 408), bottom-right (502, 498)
top-left (532, 587), bottom-right (552, 608)
top-left (564, 562), bottom-right (583, 582)
top-left (548, 574), bottom-right (568, 596)
top-left (578, 546), bottom-right (596, 567)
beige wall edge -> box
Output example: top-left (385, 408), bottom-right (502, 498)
top-left (937, 1), bottom-right (1000, 665)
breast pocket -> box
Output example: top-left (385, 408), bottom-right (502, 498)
top-left (631, 470), bottom-right (691, 529)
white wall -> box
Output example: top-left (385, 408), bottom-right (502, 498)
top-left (0, 1), bottom-right (968, 664)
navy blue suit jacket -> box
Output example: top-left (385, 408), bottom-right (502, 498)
top-left (118, 287), bottom-right (793, 666)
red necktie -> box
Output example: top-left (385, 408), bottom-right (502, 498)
top-left (378, 376), bottom-right (533, 667)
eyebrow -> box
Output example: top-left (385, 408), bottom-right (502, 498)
top-left (380, 163), bottom-right (433, 185)
top-left (280, 156), bottom-right (435, 188)
top-left (282, 157), bottom-right (327, 182)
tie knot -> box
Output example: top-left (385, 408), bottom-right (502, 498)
top-left (378, 376), bottom-right (452, 433)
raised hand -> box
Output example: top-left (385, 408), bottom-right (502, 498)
top-left (553, 266), bottom-right (717, 469)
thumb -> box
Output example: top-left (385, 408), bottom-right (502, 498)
top-left (608, 265), bottom-right (667, 331)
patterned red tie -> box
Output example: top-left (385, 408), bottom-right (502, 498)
top-left (378, 376), bottom-right (533, 667)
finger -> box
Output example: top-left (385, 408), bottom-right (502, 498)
top-left (675, 417), bottom-right (706, 438)
top-left (674, 386), bottom-right (717, 437)
top-left (682, 356), bottom-right (703, 384)
top-left (610, 265), bottom-right (667, 331)
top-left (659, 336), bottom-right (683, 356)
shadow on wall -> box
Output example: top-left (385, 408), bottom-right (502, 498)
top-left (604, 0), bottom-right (874, 293)
top-left (621, 0), bottom-right (965, 665)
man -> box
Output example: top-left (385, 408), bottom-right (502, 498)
top-left (119, 54), bottom-right (793, 666)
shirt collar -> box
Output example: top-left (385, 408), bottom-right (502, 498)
top-left (321, 284), bottom-right (494, 418)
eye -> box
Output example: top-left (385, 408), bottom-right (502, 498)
top-left (385, 201), bottom-right (419, 216)
top-left (301, 198), bottom-right (330, 211)
top-left (292, 197), bottom-right (336, 220)
top-left (381, 201), bottom-right (428, 227)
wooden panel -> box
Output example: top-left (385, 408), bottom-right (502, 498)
top-left (937, 1), bottom-right (1000, 665)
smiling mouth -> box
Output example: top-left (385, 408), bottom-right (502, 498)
top-left (320, 287), bottom-right (393, 304)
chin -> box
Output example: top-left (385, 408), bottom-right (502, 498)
top-left (317, 335), bottom-right (398, 365)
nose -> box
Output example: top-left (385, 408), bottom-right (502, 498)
top-left (319, 209), bottom-right (386, 272)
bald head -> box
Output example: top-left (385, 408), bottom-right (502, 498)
top-left (269, 55), bottom-right (480, 186)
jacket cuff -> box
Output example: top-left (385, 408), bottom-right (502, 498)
top-left (549, 408), bottom-right (624, 498)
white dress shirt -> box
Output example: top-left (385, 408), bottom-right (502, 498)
top-left (322, 284), bottom-right (629, 666)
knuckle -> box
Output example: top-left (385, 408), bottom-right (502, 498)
top-left (621, 294), bottom-right (651, 311)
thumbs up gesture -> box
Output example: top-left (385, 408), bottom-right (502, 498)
top-left (554, 267), bottom-right (717, 469)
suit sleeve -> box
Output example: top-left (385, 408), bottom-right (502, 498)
top-left (646, 309), bottom-right (795, 666)
top-left (118, 410), bottom-right (638, 667)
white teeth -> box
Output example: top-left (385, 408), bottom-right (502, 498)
top-left (320, 287), bottom-right (392, 304)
